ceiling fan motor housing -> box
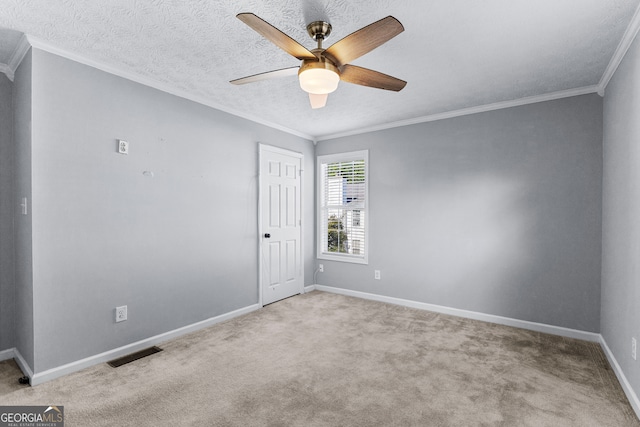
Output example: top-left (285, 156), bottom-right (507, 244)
top-left (306, 21), bottom-right (332, 41)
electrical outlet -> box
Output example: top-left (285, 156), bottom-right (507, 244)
top-left (318, 264), bottom-right (324, 273)
top-left (117, 139), bottom-right (129, 154)
top-left (115, 305), bottom-right (127, 323)
top-left (374, 270), bottom-right (381, 280)
top-left (632, 337), bottom-right (637, 361)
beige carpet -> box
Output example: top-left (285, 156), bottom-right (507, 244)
top-left (0, 291), bottom-right (638, 426)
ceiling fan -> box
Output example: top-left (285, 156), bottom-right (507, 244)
top-left (230, 13), bottom-right (407, 109)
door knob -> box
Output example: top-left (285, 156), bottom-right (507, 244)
top-left (264, 233), bottom-right (271, 238)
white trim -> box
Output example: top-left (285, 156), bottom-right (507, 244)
top-left (312, 285), bottom-right (600, 342)
top-left (258, 144), bottom-right (305, 307)
top-left (8, 34), bottom-right (31, 78)
top-left (9, 8), bottom-right (639, 144)
top-left (316, 85), bottom-right (600, 142)
top-left (304, 285), bottom-right (316, 293)
top-left (13, 348), bottom-right (33, 380)
top-left (258, 145), bottom-right (264, 307)
top-left (0, 348), bottom-right (15, 362)
top-left (0, 348), bottom-right (35, 381)
top-left (29, 303), bottom-right (260, 385)
top-left (598, 2), bottom-right (640, 94)
top-left (317, 150), bottom-right (370, 265)
top-left (259, 144), bottom-right (304, 159)
top-left (12, 30), bottom-right (622, 143)
top-left (318, 253), bottom-right (369, 264)
top-left (24, 35), bottom-right (314, 142)
top-left (300, 158), bottom-right (305, 299)
top-left (600, 335), bottom-right (640, 418)
top-left (0, 64), bottom-right (13, 81)
top-left (0, 34), bottom-right (31, 81)
top-left (311, 285), bottom-right (640, 419)
top-left (600, 336), bottom-right (640, 419)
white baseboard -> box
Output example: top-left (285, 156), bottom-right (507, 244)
top-left (13, 348), bottom-right (33, 380)
top-left (0, 348), bottom-right (15, 362)
top-left (600, 336), bottom-right (640, 419)
top-left (7, 286), bottom-right (639, 421)
top-left (0, 348), bottom-right (34, 383)
top-left (312, 285), bottom-right (600, 342)
top-left (311, 285), bottom-right (640, 420)
top-left (30, 303), bottom-right (261, 386)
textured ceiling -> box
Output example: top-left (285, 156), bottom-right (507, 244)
top-left (0, 0), bottom-right (639, 140)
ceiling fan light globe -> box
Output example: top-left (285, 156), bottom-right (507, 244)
top-left (299, 68), bottom-right (339, 94)
top-left (298, 60), bottom-right (340, 94)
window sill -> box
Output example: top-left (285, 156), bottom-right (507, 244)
top-left (318, 253), bottom-right (368, 265)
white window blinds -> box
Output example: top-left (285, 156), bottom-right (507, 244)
top-left (317, 151), bottom-right (368, 264)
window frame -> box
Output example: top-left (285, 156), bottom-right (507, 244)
top-left (317, 150), bottom-right (369, 265)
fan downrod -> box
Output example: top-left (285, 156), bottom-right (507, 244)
top-left (306, 21), bottom-right (332, 42)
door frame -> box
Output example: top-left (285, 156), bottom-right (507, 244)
top-left (258, 143), bottom-right (305, 307)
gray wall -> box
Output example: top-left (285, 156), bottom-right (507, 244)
top-left (13, 49), bottom-right (34, 368)
top-left (0, 73), bottom-right (14, 352)
top-left (27, 49), bottom-right (314, 373)
top-left (602, 31), bottom-right (640, 397)
top-left (317, 94), bottom-right (603, 332)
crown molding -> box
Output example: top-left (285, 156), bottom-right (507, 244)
top-left (8, 34), bottom-right (31, 76)
top-left (316, 85), bottom-right (600, 142)
top-left (0, 33), bottom-right (31, 81)
top-left (315, 2), bottom-right (640, 142)
top-left (15, 2), bottom-right (639, 145)
top-left (24, 35), bottom-right (314, 142)
top-left (598, 2), bottom-right (640, 95)
top-left (0, 64), bottom-right (13, 81)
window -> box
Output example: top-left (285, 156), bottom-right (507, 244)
top-left (317, 150), bottom-right (368, 264)
top-left (353, 210), bottom-right (361, 227)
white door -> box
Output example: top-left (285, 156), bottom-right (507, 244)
top-left (260, 145), bottom-right (303, 305)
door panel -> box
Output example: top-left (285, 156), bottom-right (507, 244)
top-left (269, 185), bottom-right (280, 228)
top-left (260, 145), bottom-right (303, 305)
top-left (286, 240), bottom-right (297, 281)
top-left (269, 161), bottom-right (281, 176)
top-left (285, 185), bottom-right (297, 227)
top-left (268, 242), bottom-right (280, 286)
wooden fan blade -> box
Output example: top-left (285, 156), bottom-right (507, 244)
top-left (230, 67), bottom-right (300, 85)
top-left (237, 13), bottom-right (316, 60)
top-left (340, 64), bottom-right (406, 92)
top-left (309, 93), bottom-right (328, 109)
top-left (323, 16), bottom-right (404, 67)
